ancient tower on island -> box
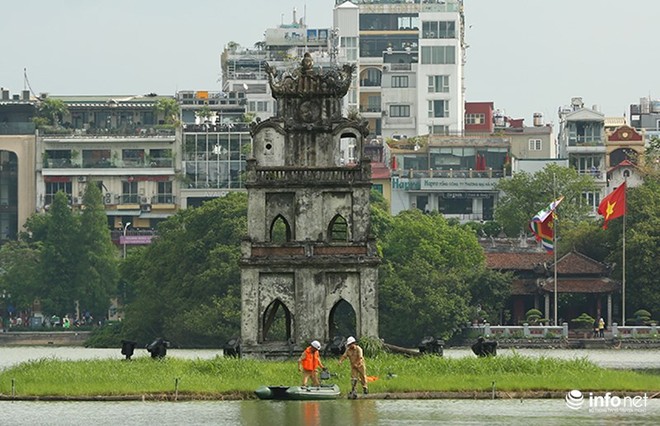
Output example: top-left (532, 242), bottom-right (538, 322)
top-left (240, 54), bottom-right (380, 357)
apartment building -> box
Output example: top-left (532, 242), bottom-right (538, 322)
top-left (557, 97), bottom-right (607, 211)
top-left (389, 134), bottom-right (509, 220)
top-left (0, 89), bottom-right (37, 240)
top-left (630, 96), bottom-right (660, 141)
top-left (334, 0), bottom-right (465, 139)
top-left (177, 90), bottom-right (251, 208)
top-left (35, 94), bottom-right (179, 239)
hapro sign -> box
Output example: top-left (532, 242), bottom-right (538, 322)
top-left (392, 177), bottom-right (497, 191)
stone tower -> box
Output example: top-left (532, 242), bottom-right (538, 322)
top-left (240, 54), bottom-right (379, 357)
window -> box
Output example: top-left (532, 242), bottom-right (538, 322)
top-left (466, 113), bottom-right (485, 125)
top-left (390, 105), bottom-right (410, 117)
top-left (391, 75), bottom-right (409, 88)
top-left (397, 16), bottom-right (418, 30)
top-left (329, 215), bottom-right (348, 242)
top-left (45, 183), bottom-right (72, 205)
top-left (429, 125), bottom-right (449, 135)
top-left (528, 139), bottom-right (542, 151)
top-left (428, 75), bottom-right (449, 93)
top-left (582, 191), bottom-right (601, 211)
top-left (421, 46), bottom-right (455, 64)
top-left (122, 149), bottom-right (145, 167)
top-left (122, 181), bottom-right (139, 204)
top-left (82, 149), bottom-right (112, 168)
top-left (248, 101), bottom-right (269, 112)
top-left (341, 36), bottom-right (358, 61)
top-left (270, 215), bottom-right (291, 243)
top-left (422, 21), bottom-right (456, 39)
top-left (157, 181), bottom-right (173, 204)
top-left (428, 100), bottom-right (449, 118)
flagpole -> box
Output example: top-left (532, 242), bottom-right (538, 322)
top-left (553, 173), bottom-right (558, 326)
top-left (622, 179), bottom-right (627, 326)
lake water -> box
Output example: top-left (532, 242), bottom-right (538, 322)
top-left (1, 347), bottom-right (659, 425)
top-left (2, 346), bottom-right (660, 371)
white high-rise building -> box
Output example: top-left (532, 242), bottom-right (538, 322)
top-left (334, 0), bottom-right (466, 139)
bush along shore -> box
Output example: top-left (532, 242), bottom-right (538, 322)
top-left (0, 354), bottom-right (658, 401)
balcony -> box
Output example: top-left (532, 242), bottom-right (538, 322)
top-left (0, 122), bottom-right (35, 135)
top-left (40, 125), bottom-right (176, 138)
top-left (183, 123), bottom-right (250, 133)
top-left (393, 168), bottom-right (505, 179)
top-left (359, 105), bottom-right (382, 113)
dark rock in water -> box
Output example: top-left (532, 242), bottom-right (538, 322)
top-left (472, 337), bottom-right (497, 357)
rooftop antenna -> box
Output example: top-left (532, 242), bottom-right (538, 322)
top-left (24, 68), bottom-right (41, 100)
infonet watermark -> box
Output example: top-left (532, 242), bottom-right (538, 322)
top-left (566, 390), bottom-right (648, 413)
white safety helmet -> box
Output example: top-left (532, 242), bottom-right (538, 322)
top-left (346, 336), bottom-right (356, 346)
top-left (311, 340), bottom-right (321, 350)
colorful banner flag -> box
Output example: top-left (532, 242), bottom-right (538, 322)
top-left (529, 197), bottom-right (564, 252)
top-left (597, 182), bottom-right (626, 229)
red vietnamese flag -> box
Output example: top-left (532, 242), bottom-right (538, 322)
top-left (597, 182), bottom-right (626, 229)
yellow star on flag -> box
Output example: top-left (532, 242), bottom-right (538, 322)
top-left (605, 201), bottom-right (616, 219)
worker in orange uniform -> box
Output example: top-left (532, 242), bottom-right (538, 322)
top-left (339, 336), bottom-right (368, 397)
top-left (299, 340), bottom-right (325, 387)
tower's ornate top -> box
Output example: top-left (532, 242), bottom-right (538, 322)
top-left (265, 53), bottom-right (355, 99)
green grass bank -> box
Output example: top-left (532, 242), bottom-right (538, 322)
top-left (1, 354), bottom-right (658, 400)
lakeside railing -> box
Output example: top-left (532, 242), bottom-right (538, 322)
top-left (469, 323), bottom-right (659, 339)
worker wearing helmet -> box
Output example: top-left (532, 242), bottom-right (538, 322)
top-left (339, 336), bottom-right (368, 397)
top-left (299, 340), bottom-right (325, 387)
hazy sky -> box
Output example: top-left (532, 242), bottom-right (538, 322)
top-left (2, 0), bottom-right (658, 125)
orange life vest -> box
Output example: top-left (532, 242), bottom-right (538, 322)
top-left (301, 347), bottom-right (320, 371)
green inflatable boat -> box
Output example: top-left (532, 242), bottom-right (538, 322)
top-left (255, 384), bottom-right (341, 400)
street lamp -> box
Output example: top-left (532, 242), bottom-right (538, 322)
top-left (123, 222), bottom-right (131, 259)
top-left (1, 290), bottom-right (10, 332)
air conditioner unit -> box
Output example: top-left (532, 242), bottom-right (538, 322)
top-left (78, 176), bottom-right (87, 183)
top-left (104, 193), bottom-right (112, 204)
top-left (140, 196), bottom-right (148, 204)
top-left (73, 197), bottom-right (79, 204)
top-left (141, 204), bottom-right (152, 213)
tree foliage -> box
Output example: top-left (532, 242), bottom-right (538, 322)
top-left (2, 186), bottom-right (120, 321)
top-left (121, 193), bottom-right (247, 346)
top-left (35, 98), bottom-right (69, 127)
top-left (605, 176), bottom-right (660, 321)
top-left (39, 192), bottom-right (83, 315)
top-left (153, 98), bottom-right (180, 125)
top-left (78, 184), bottom-right (119, 317)
top-left (378, 210), bottom-right (509, 345)
top-left (495, 164), bottom-right (596, 237)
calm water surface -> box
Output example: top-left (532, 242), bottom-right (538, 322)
top-left (0, 399), bottom-right (658, 425)
top-left (2, 346), bottom-right (660, 370)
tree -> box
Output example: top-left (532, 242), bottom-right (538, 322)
top-left (39, 191), bottom-right (83, 316)
top-left (378, 210), bottom-right (499, 345)
top-left (369, 189), bottom-right (393, 243)
top-left (0, 241), bottom-right (42, 313)
top-left (121, 193), bottom-right (247, 346)
top-left (495, 164), bottom-right (596, 237)
top-left (154, 98), bottom-right (180, 125)
top-left (34, 98), bottom-right (69, 127)
top-left (467, 268), bottom-right (512, 325)
top-left (78, 183), bottom-right (119, 320)
top-left (606, 176), bottom-right (660, 322)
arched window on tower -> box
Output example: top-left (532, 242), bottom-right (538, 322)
top-left (328, 214), bottom-right (348, 242)
top-left (270, 214), bottom-right (291, 243)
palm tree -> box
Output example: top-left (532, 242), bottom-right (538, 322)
top-left (154, 98), bottom-right (180, 125)
top-left (37, 98), bottom-right (69, 127)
